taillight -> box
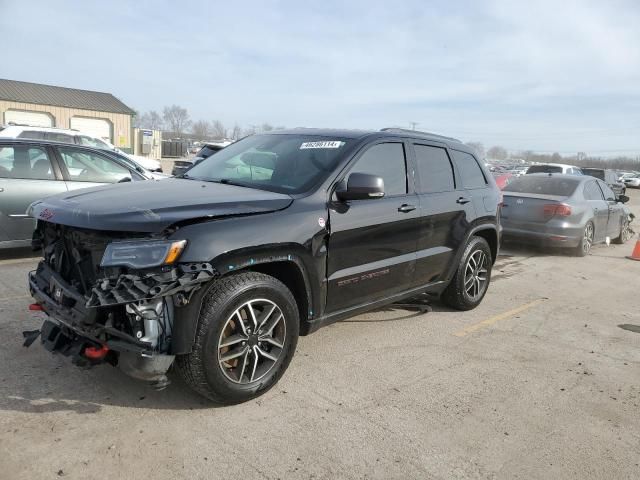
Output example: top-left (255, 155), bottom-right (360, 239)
top-left (543, 203), bottom-right (572, 218)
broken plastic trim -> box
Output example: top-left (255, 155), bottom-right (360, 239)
top-left (87, 263), bottom-right (218, 307)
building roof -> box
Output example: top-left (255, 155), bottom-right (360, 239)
top-left (0, 79), bottom-right (135, 115)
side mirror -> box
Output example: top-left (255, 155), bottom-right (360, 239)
top-left (336, 173), bottom-right (385, 201)
top-left (618, 194), bottom-right (629, 204)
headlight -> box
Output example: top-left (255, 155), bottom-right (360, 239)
top-left (101, 240), bottom-right (187, 269)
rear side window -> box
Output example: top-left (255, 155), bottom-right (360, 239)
top-left (582, 168), bottom-right (605, 180)
top-left (17, 130), bottom-right (45, 140)
top-left (451, 150), bottom-right (486, 189)
top-left (198, 145), bottom-right (223, 158)
top-left (584, 181), bottom-right (604, 200)
top-left (413, 144), bottom-right (454, 193)
top-left (46, 132), bottom-right (74, 144)
top-left (350, 142), bottom-right (407, 196)
top-left (0, 145), bottom-right (55, 180)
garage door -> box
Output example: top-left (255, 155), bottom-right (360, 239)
top-left (4, 110), bottom-right (53, 127)
top-left (70, 117), bottom-right (112, 142)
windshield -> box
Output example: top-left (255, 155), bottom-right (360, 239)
top-left (185, 134), bottom-right (353, 193)
top-left (527, 165), bottom-right (563, 174)
top-left (582, 168), bottom-right (605, 180)
top-left (504, 176), bottom-right (579, 196)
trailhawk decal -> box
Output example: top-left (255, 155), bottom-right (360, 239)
top-left (300, 141), bottom-right (344, 149)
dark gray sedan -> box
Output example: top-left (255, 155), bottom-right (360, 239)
top-left (501, 174), bottom-right (634, 256)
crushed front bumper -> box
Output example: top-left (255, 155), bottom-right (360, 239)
top-left (27, 260), bottom-right (216, 387)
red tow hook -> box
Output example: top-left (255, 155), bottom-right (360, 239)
top-left (28, 303), bottom-right (44, 311)
top-left (84, 345), bottom-right (109, 360)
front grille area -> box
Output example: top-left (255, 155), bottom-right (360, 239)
top-left (37, 222), bottom-right (146, 296)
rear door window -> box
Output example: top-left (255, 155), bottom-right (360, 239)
top-left (413, 144), bottom-right (455, 193)
top-left (349, 142), bottom-right (407, 196)
top-left (450, 150), bottom-right (486, 189)
top-left (0, 145), bottom-right (55, 180)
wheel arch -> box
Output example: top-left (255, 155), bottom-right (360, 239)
top-left (472, 225), bottom-right (499, 264)
top-left (172, 249), bottom-right (315, 354)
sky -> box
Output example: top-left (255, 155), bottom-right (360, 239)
top-left (1, 0), bottom-right (640, 156)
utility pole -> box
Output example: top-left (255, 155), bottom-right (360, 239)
top-left (409, 122), bottom-right (418, 130)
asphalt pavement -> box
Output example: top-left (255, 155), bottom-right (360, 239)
top-left (0, 190), bottom-right (639, 479)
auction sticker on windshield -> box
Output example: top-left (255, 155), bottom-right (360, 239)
top-left (300, 141), bottom-right (344, 149)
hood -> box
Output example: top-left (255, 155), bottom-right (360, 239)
top-left (28, 178), bottom-right (293, 233)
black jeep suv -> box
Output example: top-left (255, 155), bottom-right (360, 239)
top-left (27, 128), bottom-right (500, 404)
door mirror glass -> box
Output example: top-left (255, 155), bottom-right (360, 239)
top-left (617, 194), bottom-right (629, 204)
top-left (336, 173), bottom-right (385, 201)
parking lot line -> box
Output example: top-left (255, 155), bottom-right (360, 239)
top-left (453, 298), bottom-right (545, 337)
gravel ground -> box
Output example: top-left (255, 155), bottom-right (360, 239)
top-left (0, 190), bottom-right (638, 480)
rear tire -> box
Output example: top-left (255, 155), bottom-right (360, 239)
top-left (441, 236), bottom-right (492, 311)
top-left (176, 271), bottom-right (299, 405)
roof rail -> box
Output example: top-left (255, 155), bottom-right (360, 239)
top-left (380, 127), bottom-right (461, 143)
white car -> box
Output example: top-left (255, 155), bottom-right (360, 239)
top-left (623, 174), bottom-right (640, 188)
top-left (619, 172), bottom-right (637, 182)
top-left (526, 163), bottom-right (583, 175)
top-left (0, 125), bottom-right (163, 173)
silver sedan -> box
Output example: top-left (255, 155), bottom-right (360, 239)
top-left (501, 174), bottom-right (634, 256)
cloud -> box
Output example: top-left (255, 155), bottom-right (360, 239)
top-left (1, 0), bottom-right (639, 155)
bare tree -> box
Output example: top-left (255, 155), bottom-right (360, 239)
top-left (135, 110), bottom-right (164, 130)
top-left (261, 123), bottom-right (274, 132)
top-left (192, 120), bottom-right (211, 139)
top-left (211, 120), bottom-right (227, 139)
top-left (146, 111), bottom-right (163, 130)
top-left (229, 124), bottom-right (242, 140)
top-left (163, 105), bottom-right (191, 136)
top-left (466, 142), bottom-right (485, 159)
top-left (487, 145), bottom-right (508, 161)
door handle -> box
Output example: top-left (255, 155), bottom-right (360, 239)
top-left (456, 197), bottom-right (470, 204)
top-left (398, 204), bottom-right (416, 213)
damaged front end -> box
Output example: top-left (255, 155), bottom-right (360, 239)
top-left (27, 221), bottom-right (217, 389)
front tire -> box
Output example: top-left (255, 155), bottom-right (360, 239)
top-left (441, 236), bottom-right (492, 311)
top-left (613, 217), bottom-right (633, 244)
top-left (575, 221), bottom-right (594, 256)
top-left (176, 271), bottom-right (299, 404)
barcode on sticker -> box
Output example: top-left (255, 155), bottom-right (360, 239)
top-left (300, 141), bottom-right (344, 149)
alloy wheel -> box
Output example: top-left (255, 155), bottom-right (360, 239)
top-left (217, 299), bottom-right (286, 384)
top-left (583, 223), bottom-right (594, 254)
top-left (464, 250), bottom-right (489, 301)
top-left (621, 220), bottom-right (633, 243)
